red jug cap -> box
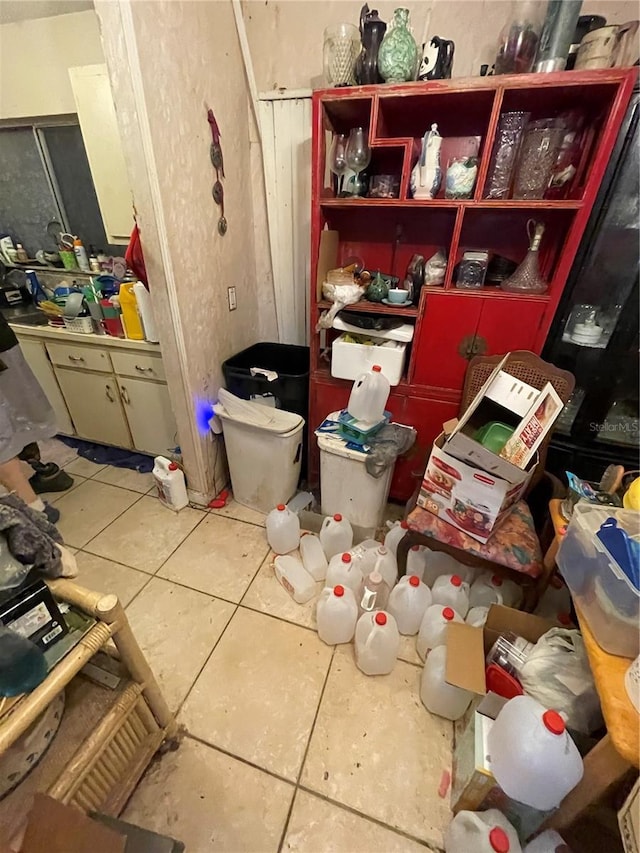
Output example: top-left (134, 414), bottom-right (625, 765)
top-left (451, 575), bottom-right (462, 587)
top-left (341, 553), bottom-right (351, 563)
top-left (543, 709), bottom-right (565, 735)
top-left (489, 827), bottom-right (510, 852)
top-left (277, 504), bottom-right (286, 511)
top-left (168, 462), bottom-right (179, 471)
top-left (491, 574), bottom-right (503, 586)
top-left (334, 585), bottom-right (345, 597)
top-left (409, 575), bottom-right (420, 587)
top-left (400, 521), bottom-right (409, 529)
top-left (443, 607), bottom-right (455, 621)
top-left (372, 365), bottom-right (382, 372)
top-left (333, 513), bottom-right (342, 521)
top-left (375, 612), bottom-right (387, 626)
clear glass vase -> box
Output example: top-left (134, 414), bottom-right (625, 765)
top-left (494, 1), bottom-right (544, 74)
top-left (323, 23), bottom-right (360, 87)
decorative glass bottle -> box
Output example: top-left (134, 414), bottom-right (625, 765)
top-left (494, 1), bottom-right (544, 74)
top-left (378, 8), bottom-right (419, 83)
top-left (501, 221), bottom-right (549, 294)
top-left (323, 24), bottom-right (360, 87)
top-left (355, 6), bottom-right (387, 84)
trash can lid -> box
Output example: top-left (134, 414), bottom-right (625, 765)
top-left (215, 389), bottom-right (304, 434)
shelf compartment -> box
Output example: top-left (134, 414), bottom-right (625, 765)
top-left (317, 299), bottom-right (418, 318)
top-left (375, 88), bottom-right (495, 142)
top-left (321, 96), bottom-right (373, 135)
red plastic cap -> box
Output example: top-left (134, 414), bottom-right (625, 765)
top-left (411, 545), bottom-right (420, 551)
top-left (168, 462), bottom-right (179, 471)
top-left (491, 574), bottom-right (503, 586)
top-left (442, 607), bottom-right (455, 621)
top-left (375, 612), bottom-right (387, 626)
top-left (277, 504), bottom-right (286, 511)
top-left (372, 365), bottom-right (382, 372)
top-left (409, 575), bottom-right (420, 587)
top-left (557, 611), bottom-right (572, 626)
top-left (543, 709), bottom-right (565, 735)
top-left (341, 552), bottom-right (352, 563)
top-left (334, 585), bottom-right (345, 597)
top-left (400, 521), bottom-right (409, 529)
top-left (333, 513), bottom-right (342, 522)
top-left (451, 574), bottom-right (462, 587)
top-left (489, 827), bottom-right (510, 853)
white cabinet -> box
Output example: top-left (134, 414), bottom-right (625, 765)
top-left (68, 64), bottom-right (132, 244)
top-left (55, 367), bottom-right (132, 448)
top-left (19, 339), bottom-right (75, 435)
top-left (117, 377), bottom-right (176, 456)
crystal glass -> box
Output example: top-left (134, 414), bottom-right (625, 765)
top-left (346, 127), bottom-right (371, 197)
top-left (484, 111), bottom-right (530, 199)
top-left (328, 133), bottom-right (348, 196)
top-left (512, 119), bottom-right (565, 199)
top-left (323, 24), bottom-right (360, 87)
top-left (494, 1), bottom-right (544, 74)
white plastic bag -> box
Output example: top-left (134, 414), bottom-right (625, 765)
top-left (519, 628), bottom-right (603, 735)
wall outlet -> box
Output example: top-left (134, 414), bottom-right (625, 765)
top-left (227, 286), bottom-right (237, 311)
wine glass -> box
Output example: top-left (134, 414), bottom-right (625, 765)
top-left (328, 133), bottom-right (348, 197)
top-left (346, 127), bottom-right (371, 197)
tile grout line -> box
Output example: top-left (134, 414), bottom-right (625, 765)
top-left (184, 732), bottom-right (295, 789)
top-left (62, 490), bottom-right (147, 551)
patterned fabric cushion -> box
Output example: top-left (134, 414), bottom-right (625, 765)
top-left (407, 500), bottom-right (543, 578)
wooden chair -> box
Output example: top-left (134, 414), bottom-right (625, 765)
top-left (398, 351), bottom-right (574, 610)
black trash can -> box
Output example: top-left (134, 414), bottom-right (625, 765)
top-left (222, 343), bottom-right (310, 477)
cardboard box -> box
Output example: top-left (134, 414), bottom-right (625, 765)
top-left (619, 777), bottom-right (639, 853)
top-left (417, 432), bottom-right (535, 544)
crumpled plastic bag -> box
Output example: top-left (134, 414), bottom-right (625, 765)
top-left (0, 536), bottom-right (33, 591)
top-left (316, 282), bottom-right (366, 330)
top-left (519, 627), bottom-right (603, 735)
top-left (365, 424), bottom-right (417, 478)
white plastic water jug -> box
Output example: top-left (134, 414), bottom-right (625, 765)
top-left (487, 695), bottom-right (584, 811)
top-left (347, 365), bottom-right (390, 423)
top-left (316, 585), bottom-right (358, 645)
top-left (349, 541), bottom-right (379, 576)
top-left (299, 533), bottom-right (328, 581)
top-left (469, 574), bottom-right (505, 609)
top-left (422, 550), bottom-right (465, 587)
top-left (499, 576), bottom-right (523, 608)
top-left (320, 513), bottom-right (353, 560)
top-left (383, 520), bottom-right (409, 557)
top-left (388, 575), bottom-right (432, 635)
top-left (325, 552), bottom-right (363, 592)
top-left (357, 570), bottom-right (390, 614)
top-left (431, 574), bottom-right (470, 617)
top-left (355, 611), bottom-right (400, 676)
top-left (406, 545), bottom-right (427, 581)
top-left (466, 606), bottom-right (490, 628)
top-left (371, 545), bottom-right (397, 588)
top-left (274, 555), bottom-right (315, 604)
top-left (535, 575), bottom-right (572, 622)
top-left (420, 645), bottom-right (473, 721)
top-left (523, 830), bottom-right (568, 853)
top-left (153, 456), bottom-right (188, 511)
top-left (445, 809), bottom-right (522, 853)
top-left (266, 504), bottom-right (300, 554)
top-left (417, 605), bottom-right (463, 660)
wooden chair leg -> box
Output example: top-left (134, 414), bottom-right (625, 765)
top-left (396, 530), bottom-right (424, 579)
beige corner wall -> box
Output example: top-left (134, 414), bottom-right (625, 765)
top-left (0, 10), bottom-right (104, 119)
top-left (241, 0), bottom-right (639, 91)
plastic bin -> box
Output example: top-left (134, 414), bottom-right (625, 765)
top-left (557, 503), bottom-right (640, 657)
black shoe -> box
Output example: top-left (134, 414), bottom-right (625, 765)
top-left (29, 466), bottom-right (74, 494)
top-left (43, 503), bottom-right (60, 525)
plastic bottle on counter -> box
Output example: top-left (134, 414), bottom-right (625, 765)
top-left (371, 545), bottom-right (397, 589)
top-left (89, 254), bottom-right (101, 273)
top-left (388, 575), bottom-right (432, 635)
top-left (274, 555), bottom-right (315, 604)
top-left (15, 243), bottom-right (28, 263)
top-left (357, 570), bottom-right (390, 615)
top-left (152, 456), bottom-right (188, 511)
top-left (326, 552), bottom-right (363, 592)
top-left (299, 533), bottom-right (328, 581)
top-left (73, 237), bottom-right (90, 272)
top-left (320, 513), bottom-right (353, 560)
top-left (119, 282), bottom-right (145, 340)
top-left (406, 545), bottom-right (427, 581)
top-left (417, 605), bottom-right (463, 660)
top-left (354, 611), bottom-right (400, 676)
top-left (420, 645), bottom-right (473, 721)
top-left (266, 504), bottom-right (300, 554)
top-left (383, 520), bottom-right (409, 557)
top-left (133, 281), bottom-right (160, 343)
top-left (469, 574), bottom-right (505, 609)
top-left (347, 365), bottom-right (390, 423)
top-left (466, 606), bottom-right (490, 628)
top-left (316, 584), bottom-right (358, 645)
top-left (445, 809), bottom-right (521, 853)
top-left (432, 574), bottom-right (470, 617)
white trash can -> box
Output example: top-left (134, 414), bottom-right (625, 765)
top-left (215, 391), bottom-right (304, 513)
top-left (316, 430), bottom-right (393, 534)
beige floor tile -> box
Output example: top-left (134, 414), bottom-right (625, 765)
top-left (241, 551), bottom-right (322, 629)
top-left (301, 646), bottom-right (453, 847)
top-left (85, 496), bottom-right (204, 573)
top-left (212, 499), bottom-right (266, 527)
top-left (38, 475), bottom-right (87, 505)
top-left (123, 737), bottom-right (294, 853)
top-left (283, 790), bottom-right (429, 853)
top-left (93, 465), bottom-right (155, 494)
top-left (75, 551), bottom-right (149, 606)
top-left (158, 514), bottom-right (269, 601)
top-left (180, 608), bottom-right (332, 780)
top-left (64, 457), bottom-right (107, 478)
top-left (398, 634), bottom-right (422, 666)
top-left (125, 577), bottom-right (235, 710)
top-left (55, 480), bottom-right (139, 548)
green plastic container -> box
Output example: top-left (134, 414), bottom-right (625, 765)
top-left (474, 421), bottom-right (514, 454)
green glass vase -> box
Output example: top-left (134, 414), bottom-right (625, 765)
top-left (378, 8), bottom-right (419, 84)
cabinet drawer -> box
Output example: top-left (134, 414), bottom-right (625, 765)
top-left (46, 341), bottom-right (113, 373)
top-left (110, 350), bottom-right (166, 382)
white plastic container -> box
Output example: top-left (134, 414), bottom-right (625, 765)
top-left (388, 575), bottom-right (432, 635)
top-left (274, 555), bottom-right (315, 604)
top-left (317, 432), bottom-right (393, 532)
top-left (357, 570), bottom-right (390, 615)
top-left (354, 611), bottom-right (400, 676)
top-left (371, 545), bottom-right (397, 589)
top-left (445, 809), bottom-right (521, 853)
top-left (469, 574), bottom-right (505, 609)
top-left (347, 364), bottom-right (390, 424)
top-left (465, 606), bottom-right (490, 628)
top-left (332, 334), bottom-right (407, 386)
top-left (266, 504), bottom-right (300, 555)
top-left (299, 533), bottom-right (328, 581)
top-left (383, 520), bottom-right (409, 557)
top-left (420, 644), bottom-right (473, 721)
top-left (417, 605), bottom-right (463, 660)
top-left (534, 574), bottom-right (572, 621)
top-left (133, 281), bottom-right (160, 342)
top-left (431, 574), bottom-right (470, 617)
top-left (487, 695), bottom-right (584, 811)
top-left (349, 541), bottom-right (380, 576)
top-left (406, 545), bottom-right (427, 581)
top-left (316, 585), bottom-right (358, 645)
top-left (320, 513), bottom-right (354, 560)
top-left (523, 830), bottom-right (567, 853)
top-left (153, 456), bottom-right (188, 511)
top-left (325, 552), bottom-right (363, 592)
top-left (422, 550), bottom-right (466, 587)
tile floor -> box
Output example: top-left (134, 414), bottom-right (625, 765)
top-left (49, 445), bottom-right (452, 852)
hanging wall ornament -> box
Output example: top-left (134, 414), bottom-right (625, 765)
top-left (207, 107), bottom-right (227, 236)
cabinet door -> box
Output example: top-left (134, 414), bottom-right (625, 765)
top-left (19, 339), bottom-right (74, 435)
top-left (412, 294), bottom-right (483, 390)
top-left (476, 298), bottom-right (547, 357)
top-left (117, 378), bottom-right (177, 456)
top-left (55, 368), bottom-right (131, 447)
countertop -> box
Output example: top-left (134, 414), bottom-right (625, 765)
top-left (10, 322), bottom-right (161, 354)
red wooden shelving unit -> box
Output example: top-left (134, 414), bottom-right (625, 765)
top-left (309, 68), bottom-right (637, 502)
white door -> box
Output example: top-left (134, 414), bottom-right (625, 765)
top-left (19, 338), bottom-right (74, 435)
top-left (117, 377), bottom-right (177, 456)
top-left (55, 368), bottom-right (131, 447)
